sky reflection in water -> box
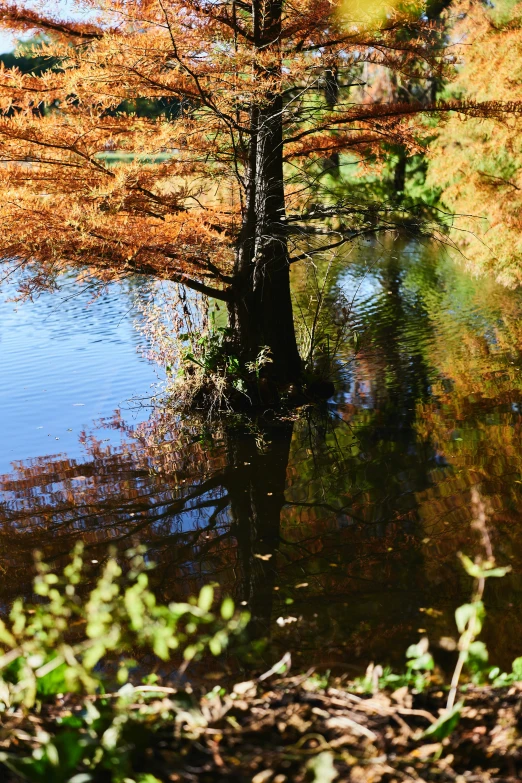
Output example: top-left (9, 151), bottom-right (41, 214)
top-left (0, 275), bottom-right (158, 473)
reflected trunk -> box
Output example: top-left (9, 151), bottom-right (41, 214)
top-left (227, 422), bottom-right (293, 638)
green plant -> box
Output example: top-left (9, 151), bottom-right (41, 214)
top-left (181, 325), bottom-right (238, 377)
top-left (420, 487), bottom-right (513, 739)
top-left (353, 638), bottom-right (435, 694)
top-left (353, 488), bottom-right (518, 746)
top-left (444, 487), bottom-right (512, 712)
top-left (0, 546), bottom-right (248, 782)
top-left (488, 655), bottom-right (522, 686)
top-left (0, 545), bottom-right (248, 710)
top-left (0, 690), bottom-right (181, 783)
top-left (245, 345), bottom-right (273, 380)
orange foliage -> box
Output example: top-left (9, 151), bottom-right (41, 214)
top-left (428, 0), bottom-right (522, 285)
top-left (0, 0), bottom-right (517, 303)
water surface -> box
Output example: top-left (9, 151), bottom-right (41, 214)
top-left (2, 239), bottom-right (522, 673)
top-left (0, 275), bottom-right (157, 473)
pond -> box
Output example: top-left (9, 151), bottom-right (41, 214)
top-left (2, 237), bottom-right (522, 676)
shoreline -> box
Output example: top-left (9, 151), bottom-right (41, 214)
top-left (2, 675), bottom-right (521, 782)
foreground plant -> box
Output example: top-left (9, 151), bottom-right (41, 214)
top-left (0, 534), bottom-right (522, 782)
top-left (0, 545), bottom-right (248, 782)
top-left (355, 487), bottom-right (522, 743)
top-left (0, 546), bottom-right (248, 709)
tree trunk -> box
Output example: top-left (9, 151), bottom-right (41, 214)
top-left (229, 247), bottom-right (302, 386)
top-left (228, 0), bottom-right (302, 387)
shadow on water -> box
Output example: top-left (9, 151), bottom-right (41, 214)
top-left (3, 237), bottom-right (522, 672)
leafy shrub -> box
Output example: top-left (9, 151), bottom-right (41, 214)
top-left (0, 545), bottom-right (248, 783)
top-left (0, 545), bottom-right (247, 710)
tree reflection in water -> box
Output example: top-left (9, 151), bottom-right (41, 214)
top-left (4, 240), bottom-right (522, 671)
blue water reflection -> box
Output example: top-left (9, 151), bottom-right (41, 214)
top-left (0, 275), bottom-right (158, 473)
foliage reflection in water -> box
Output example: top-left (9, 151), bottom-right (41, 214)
top-left (2, 238), bottom-right (522, 672)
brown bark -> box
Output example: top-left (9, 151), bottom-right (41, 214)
top-left (229, 0), bottom-right (302, 386)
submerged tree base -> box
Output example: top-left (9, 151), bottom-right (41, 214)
top-left (2, 677), bottom-right (521, 782)
top-left (180, 371), bottom-right (336, 414)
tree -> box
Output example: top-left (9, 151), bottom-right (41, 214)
top-left (428, 0), bottom-right (522, 286)
top-left (0, 0), bottom-right (517, 401)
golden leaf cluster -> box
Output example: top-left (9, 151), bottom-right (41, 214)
top-left (0, 0), bottom-right (517, 299)
top-left (428, 0), bottom-right (522, 286)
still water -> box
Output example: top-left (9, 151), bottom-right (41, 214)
top-left (2, 238), bottom-right (522, 673)
top-left (0, 275), bottom-right (157, 473)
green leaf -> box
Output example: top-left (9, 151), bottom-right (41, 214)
top-left (117, 666), bottom-right (129, 685)
top-left (407, 652), bottom-right (434, 671)
top-left (209, 636), bottom-right (222, 656)
top-left (152, 633), bottom-right (170, 661)
top-left (221, 597), bottom-right (234, 621)
top-left (52, 731), bottom-right (87, 772)
top-left (36, 662), bottom-right (69, 697)
top-left (458, 554), bottom-right (511, 579)
top-left (512, 657), bottom-right (522, 680)
top-left (481, 566), bottom-right (511, 578)
top-left (406, 642), bottom-right (424, 659)
top-left (198, 585), bottom-right (214, 613)
top-left (183, 644), bottom-right (198, 661)
top-left (455, 602), bottom-right (484, 635)
top-left (82, 642), bottom-right (106, 671)
top-left (306, 751), bottom-right (338, 783)
top-left (57, 715), bottom-right (84, 729)
top-left (458, 554), bottom-right (482, 579)
top-left (423, 701), bottom-right (463, 740)
top-left (0, 620), bottom-right (16, 647)
top-left (468, 641), bottom-right (488, 667)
